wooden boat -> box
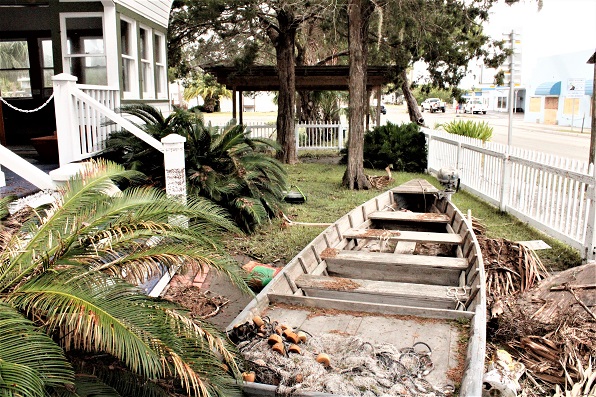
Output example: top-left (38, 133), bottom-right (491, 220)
top-left (228, 179), bottom-right (486, 396)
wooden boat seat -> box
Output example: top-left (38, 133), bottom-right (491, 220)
top-left (295, 274), bottom-right (467, 310)
top-left (325, 251), bottom-right (467, 285)
top-left (368, 211), bottom-right (450, 224)
top-left (343, 228), bottom-right (463, 245)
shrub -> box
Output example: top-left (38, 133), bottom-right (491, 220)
top-left (441, 120), bottom-right (493, 142)
top-left (341, 122), bottom-right (427, 172)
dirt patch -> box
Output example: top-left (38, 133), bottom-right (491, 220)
top-left (318, 277), bottom-right (360, 291)
top-left (165, 285), bottom-right (230, 319)
top-left (320, 248), bottom-right (339, 259)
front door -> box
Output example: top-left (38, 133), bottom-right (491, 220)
top-left (544, 96), bottom-right (559, 125)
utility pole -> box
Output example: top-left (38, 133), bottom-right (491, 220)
top-left (507, 30), bottom-right (515, 146)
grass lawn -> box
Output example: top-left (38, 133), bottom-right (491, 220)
top-left (225, 160), bottom-right (581, 271)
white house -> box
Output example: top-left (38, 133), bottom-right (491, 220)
top-left (524, 49), bottom-right (594, 129)
top-left (0, 0), bottom-right (172, 147)
top-left (1, 0), bottom-right (176, 189)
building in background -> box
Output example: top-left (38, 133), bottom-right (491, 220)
top-left (524, 49), bottom-right (593, 129)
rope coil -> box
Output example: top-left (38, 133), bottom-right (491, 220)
top-left (0, 93), bottom-right (54, 113)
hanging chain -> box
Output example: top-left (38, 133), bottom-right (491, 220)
top-left (0, 93), bottom-right (55, 113)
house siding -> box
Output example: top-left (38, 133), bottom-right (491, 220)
top-left (114, 0), bottom-right (173, 28)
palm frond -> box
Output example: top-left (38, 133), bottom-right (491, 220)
top-left (0, 302), bottom-right (73, 395)
top-left (9, 270), bottom-right (241, 396)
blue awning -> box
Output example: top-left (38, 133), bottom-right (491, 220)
top-left (535, 81), bottom-right (561, 96)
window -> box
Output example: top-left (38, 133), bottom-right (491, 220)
top-left (139, 27), bottom-right (153, 98)
top-left (61, 15), bottom-right (107, 85)
top-left (154, 32), bottom-right (167, 99)
top-left (120, 18), bottom-right (137, 97)
top-left (0, 40), bottom-right (31, 98)
top-left (40, 39), bottom-right (54, 88)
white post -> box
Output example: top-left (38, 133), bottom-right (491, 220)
top-left (0, 165), bottom-right (5, 187)
top-left (499, 153), bottom-right (512, 212)
top-left (338, 124), bottom-right (345, 150)
top-left (52, 73), bottom-right (79, 166)
top-left (583, 164), bottom-right (596, 261)
top-left (295, 122), bottom-right (300, 151)
top-left (161, 134), bottom-right (187, 203)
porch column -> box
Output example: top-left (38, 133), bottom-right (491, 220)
top-left (232, 87), bottom-right (237, 120)
top-left (239, 91), bottom-right (244, 125)
top-left (52, 74), bottom-right (79, 166)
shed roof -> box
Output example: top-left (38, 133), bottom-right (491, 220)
top-left (203, 65), bottom-right (394, 91)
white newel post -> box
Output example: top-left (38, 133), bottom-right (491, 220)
top-left (161, 134), bottom-right (187, 204)
top-left (583, 164), bottom-right (596, 261)
top-left (499, 153), bottom-right (512, 212)
top-left (52, 74), bottom-right (79, 166)
top-left (0, 166), bottom-right (5, 187)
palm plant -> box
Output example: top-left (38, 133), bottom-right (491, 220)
top-left (185, 118), bottom-right (287, 233)
top-left (102, 105), bottom-right (288, 233)
top-left (0, 161), bottom-right (248, 397)
top-left (183, 73), bottom-right (231, 112)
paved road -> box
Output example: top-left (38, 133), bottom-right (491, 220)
top-left (383, 105), bottom-right (592, 163)
top-left (204, 105), bottom-right (594, 164)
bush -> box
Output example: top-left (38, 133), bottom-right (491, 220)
top-left (441, 120), bottom-right (493, 142)
top-left (341, 122), bottom-right (427, 172)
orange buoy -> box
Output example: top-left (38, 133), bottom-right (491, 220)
top-left (316, 353), bottom-right (330, 367)
top-left (268, 334), bottom-right (283, 345)
top-left (242, 372), bottom-right (256, 382)
top-left (272, 342), bottom-right (285, 355)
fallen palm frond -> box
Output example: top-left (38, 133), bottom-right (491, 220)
top-left (479, 236), bottom-right (549, 310)
top-left (552, 358), bottom-right (596, 397)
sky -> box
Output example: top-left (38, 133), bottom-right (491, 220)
top-left (483, 0), bottom-right (596, 80)
top-left (415, 0), bottom-right (596, 88)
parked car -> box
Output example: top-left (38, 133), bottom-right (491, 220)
top-left (421, 98), bottom-right (446, 113)
top-left (463, 99), bottom-right (487, 114)
top-left (380, 105), bottom-right (387, 115)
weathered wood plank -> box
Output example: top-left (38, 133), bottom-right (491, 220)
top-left (368, 211), bottom-right (450, 223)
top-left (267, 294), bottom-right (474, 320)
top-left (343, 228), bottom-right (463, 245)
top-left (391, 179), bottom-right (439, 194)
top-left (326, 251), bottom-right (466, 285)
top-left (393, 241), bottom-right (417, 254)
top-left (295, 275), bottom-right (465, 309)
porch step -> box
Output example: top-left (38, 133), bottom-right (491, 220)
top-left (325, 251), bottom-right (467, 285)
top-left (295, 274), bottom-right (466, 310)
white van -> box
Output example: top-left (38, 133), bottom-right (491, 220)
top-left (463, 99), bottom-right (487, 114)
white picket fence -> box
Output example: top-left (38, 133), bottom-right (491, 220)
top-left (424, 128), bottom-right (596, 259)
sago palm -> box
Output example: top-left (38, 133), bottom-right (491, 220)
top-left (0, 160), bottom-right (249, 397)
top-left (185, 118), bottom-right (287, 232)
top-left (102, 104), bottom-right (288, 233)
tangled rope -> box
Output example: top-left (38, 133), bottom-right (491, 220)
top-left (230, 317), bottom-right (454, 396)
top-left (0, 93), bottom-right (54, 113)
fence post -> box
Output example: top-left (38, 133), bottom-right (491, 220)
top-left (499, 152), bottom-right (512, 212)
top-left (338, 124), bottom-right (345, 150)
top-left (456, 142), bottom-right (462, 171)
top-left (52, 73), bottom-right (79, 166)
top-left (583, 163), bottom-right (596, 261)
top-left (295, 122), bottom-right (300, 151)
top-left (161, 134), bottom-right (187, 205)
top-left (0, 165), bottom-right (5, 188)
top-left (425, 132), bottom-right (433, 173)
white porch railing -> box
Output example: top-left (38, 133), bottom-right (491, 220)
top-left (424, 127), bottom-right (596, 260)
top-left (52, 73), bottom-right (187, 202)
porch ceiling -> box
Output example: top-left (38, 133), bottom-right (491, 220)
top-left (203, 65), bottom-right (395, 91)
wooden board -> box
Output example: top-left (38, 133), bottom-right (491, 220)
top-left (325, 251), bottom-right (467, 285)
top-left (267, 293), bottom-right (474, 320)
top-left (343, 228), bottom-right (463, 245)
top-left (295, 275), bottom-right (466, 310)
top-left (368, 211), bottom-right (450, 223)
top-left (391, 179), bottom-right (439, 194)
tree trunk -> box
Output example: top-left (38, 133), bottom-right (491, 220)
top-left (400, 70), bottom-right (425, 126)
top-left (343, 0), bottom-right (373, 189)
top-left (274, 11), bottom-right (298, 164)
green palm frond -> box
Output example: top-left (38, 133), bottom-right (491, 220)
top-left (8, 269), bottom-right (240, 396)
top-left (54, 374), bottom-right (122, 397)
top-left (0, 302), bottom-right (73, 395)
